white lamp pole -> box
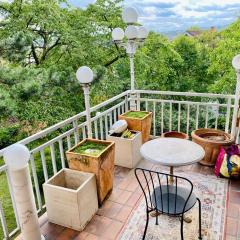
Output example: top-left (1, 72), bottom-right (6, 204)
top-left (3, 144), bottom-right (45, 240)
top-left (76, 66), bottom-right (94, 138)
top-left (231, 54), bottom-right (240, 141)
top-left (112, 7), bottom-right (149, 110)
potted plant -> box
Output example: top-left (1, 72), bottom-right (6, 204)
top-left (119, 110), bottom-right (152, 143)
top-left (162, 131), bottom-right (189, 139)
top-left (66, 138), bottom-right (115, 205)
top-left (107, 129), bottom-right (142, 168)
top-left (191, 128), bottom-right (234, 166)
top-left (43, 168), bottom-right (98, 231)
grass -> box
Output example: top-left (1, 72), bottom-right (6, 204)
top-left (73, 141), bottom-right (108, 156)
top-left (0, 172), bottom-right (17, 240)
top-left (124, 111), bottom-right (149, 119)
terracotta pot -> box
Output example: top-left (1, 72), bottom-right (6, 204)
top-left (162, 131), bottom-right (189, 139)
top-left (119, 110), bottom-right (152, 143)
top-left (191, 128), bottom-right (234, 167)
top-left (66, 138), bottom-right (115, 205)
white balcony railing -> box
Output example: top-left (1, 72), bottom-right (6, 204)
top-left (0, 89), bottom-right (236, 239)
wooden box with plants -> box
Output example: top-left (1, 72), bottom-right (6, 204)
top-left (43, 168), bottom-right (98, 231)
top-left (66, 138), bottom-right (115, 205)
top-left (107, 129), bottom-right (142, 169)
top-left (119, 110), bottom-right (152, 143)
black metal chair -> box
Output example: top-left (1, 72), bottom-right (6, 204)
top-left (135, 168), bottom-right (202, 240)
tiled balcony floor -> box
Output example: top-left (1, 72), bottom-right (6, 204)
top-left (17, 159), bottom-right (240, 240)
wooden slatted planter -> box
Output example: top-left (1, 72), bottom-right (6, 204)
top-left (43, 168), bottom-right (98, 231)
top-left (66, 139), bottom-right (115, 205)
top-left (119, 110), bottom-right (152, 143)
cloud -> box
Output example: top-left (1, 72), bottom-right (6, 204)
top-left (123, 0), bottom-right (240, 34)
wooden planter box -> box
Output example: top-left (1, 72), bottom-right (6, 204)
top-left (43, 168), bottom-right (98, 231)
top-left (191, 128), bottom-right (234, 166)
top-left (119, 111), bottom-right (152, 143)
top-left (107, 131), bottom-right (142, 168)
top-left (66, 139), bottom-right (115, 205)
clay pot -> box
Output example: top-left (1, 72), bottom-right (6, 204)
top-left (162, 131), bottom-right (189, 140)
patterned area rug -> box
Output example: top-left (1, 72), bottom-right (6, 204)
top-left (119, 172), bottom-right (228, 240)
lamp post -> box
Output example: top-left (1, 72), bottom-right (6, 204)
top-left (231, 54), bottom-right (240, 140)
top-left (112, 7), bottom-right (149, 110)
top-left (3, 144), bottom-right (44, 240)
top-left (76, 66), bottom-right (94, 138)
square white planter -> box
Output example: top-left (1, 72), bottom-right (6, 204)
top-left (107, 131), bottom-right (142, 168)
top-left (43, 168), bottom-right (98, 231)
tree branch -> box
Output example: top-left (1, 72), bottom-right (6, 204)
top-left (104, 53), bottom-right (126, 67)
top-left (31, 42), bottom-right (39, 65)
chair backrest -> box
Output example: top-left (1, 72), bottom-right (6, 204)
top-left (135, 168), bottom-right (194, 215)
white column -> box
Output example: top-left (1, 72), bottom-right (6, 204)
top-left (4, 144), bottom-right (44, 240)
top-left (127, 41), bottom-right (137, 110)
top-left (83, 85), bottom-right (93, 138)
top-left (231, 55), bottom-right (240, 141)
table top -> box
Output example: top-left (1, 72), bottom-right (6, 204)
top-left (140, 138), bottom-right (205, 167)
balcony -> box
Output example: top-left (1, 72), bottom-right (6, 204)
top-left (0, 89), bottom-right (239, 240)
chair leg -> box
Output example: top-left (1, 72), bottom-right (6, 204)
top-left (155, 209), bottom-right (159, 225)
top-left (197, 198), bottom-right (202, 240)
top-left (180, 214), bottom-right (184, 240)
top-left (143, 211), bottom-right (149, 240)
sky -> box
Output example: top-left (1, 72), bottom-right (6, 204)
top-left (69, 0), bottom-right (240, 36)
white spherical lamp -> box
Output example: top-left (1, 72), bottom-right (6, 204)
top-left (4, 144), bottom-right (30, 170)
top-left (112, 27), bottom-right (124, 41)
top-left (232, 55), bottom-right (240, 71)
top-left (76, 66), bottom-right (94, 84)
top-left (125, 25), bottom-right (138, 40)
top-left (138, 26), bottom-right (149, 40)
top-left (122, 7), bottom-right (138, 24)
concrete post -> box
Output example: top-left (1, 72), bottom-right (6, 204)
top-left (4, 144), bottom-right (44, 240)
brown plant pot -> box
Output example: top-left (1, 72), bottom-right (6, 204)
top-left (191, 128), bottom-right (234, 167)
top-left (119, 110), bottom-right (152, 143)
top-left (162, 131), bottom-right (189, 139)
top-left (66, 138), bottom-right (115, 205)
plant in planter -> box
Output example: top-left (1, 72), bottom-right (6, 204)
top-left (119, 110), bottom-right (152, 143)
top-left (66, 138), bottom-right (115, 205)
top-left (43, 168), bottom-right (98, 231)
top-left (107, 129), bottom-right (142, 169)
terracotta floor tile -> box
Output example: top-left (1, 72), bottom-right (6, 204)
top-left (74, 232), bottom-right (99, 240)
top-left (225, 235), bottom-right (238, 240)
top-left (230, 180), bottom-right (240, 192)
top-left (97, 200), bottom-right (122, 218)
top-left (115, 205), bottom-right (133, 222)
top-left (84, 215), bottom-right (112, 236)
top-left (118, 176), bottom-right (139, 192)
top-left (227, 203), bottom-right (239, 218)
top-left (126, 191), bottom-right (142, 207)
top-left (229, 191), bottom-right (240, 204)
top-left (226, 217), bottom-right (238, 236)
top-left (55, 228), bottom-right (79, 240)
top-left (108, 188), bottom-right (132, 204)
top-left (41, 222), bottom-right (65, 239)
top-left (101, 220), bottom-right (124, 240)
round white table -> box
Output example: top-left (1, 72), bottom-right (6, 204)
top-left (140, 138), bottom-right (205, 181)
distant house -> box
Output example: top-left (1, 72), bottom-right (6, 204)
top-left (185, 30), bottom-right (202, 37)
top-left (185, 26), bottom-right (216, 37)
